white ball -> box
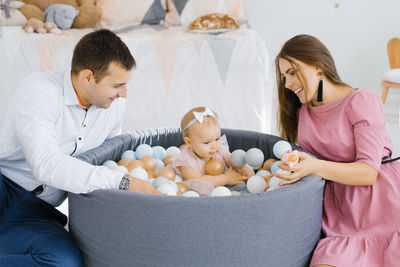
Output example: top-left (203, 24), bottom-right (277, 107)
top-left (268, 176), bottom-right (286, 190)
top-left (166, 146), bottom-right (181, 157)
top-left (102, 160), bottom-right (118, 169)
top-left (245, 148), bottom-right (264, 169)
top-left (182, 191), bottom-right (200, 197)
top-left (155, 159), bottom-right (165, 172)
top-left (247, 175), bottom-right (267, 194)
top-left (273, 140), bottom-right (292, 159)
top-left (256, 169), bottom-right (271, 177)
top-left (169, 181), bottom-right (178, 193)
top-left (121, 150), bottom-right (136, 160)
top-left (152, 176), bottom-right (170, 189)
top-left (174, 175), bottom-right (183, 182)
top-left (271, 161), bottom-right (282, 174)
top-left (130, 167), bottom-right (148, 181)
top-left (157, 183), bottom-right (177, 195)
top-left (230, 149), bottom-right (247, 168)
top-left (152, 146), bottom-right (167, 160)
top-left (135, 144), bottom-right (153, 160)
top-left (211, 186), bottom-right (232, 197)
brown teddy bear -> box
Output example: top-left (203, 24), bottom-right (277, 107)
top-left (18, 0), bottom-right (102, 32)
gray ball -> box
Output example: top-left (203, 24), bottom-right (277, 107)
top-left (245, 148), bottom-right (264, 169)
top-left (230, 149), bottom-right (247, 168)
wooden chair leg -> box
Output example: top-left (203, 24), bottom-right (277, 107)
top-left (381, 87), bottom-right (389, 104)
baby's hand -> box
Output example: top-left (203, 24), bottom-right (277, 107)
top-left (225, 167), bottom-right (248, 185)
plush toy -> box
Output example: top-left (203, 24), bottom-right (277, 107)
top-left (16, 0), bottom-right (101, 32)
top-left (22, 17), bottom-right (61, 33)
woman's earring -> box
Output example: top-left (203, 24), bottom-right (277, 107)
top-left (317, 73), bottom-right (323, 102)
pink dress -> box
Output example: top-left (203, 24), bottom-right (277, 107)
top-left (173, 135), bottom-right (230, 176)
top-left (298, 89), bottom-right (400, 266)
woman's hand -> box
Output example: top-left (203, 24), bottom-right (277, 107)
top-left (275, 152), bottom-right (317, 185)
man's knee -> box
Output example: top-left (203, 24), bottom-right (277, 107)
top-left (32, 242), bottom-right (82, 267)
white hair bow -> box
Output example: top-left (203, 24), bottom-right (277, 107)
top-left (183, 107), bottom-right (216, 131)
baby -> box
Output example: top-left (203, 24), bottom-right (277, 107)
top-left (173, 106), bottom-right (254, 188)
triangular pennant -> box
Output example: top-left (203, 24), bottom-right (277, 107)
top-left (215, 0), bottom-right (228, 13)
top-left (207, 38), bottom-right (236, 84)
top-left (190, 0), bottom-right (219, 17)
top-left (171, 0), bottom-right (189, 15)
top-left (142, 0), bottom-right (166, 24)
top-left (153, 37), bottom-right (183, 92)
top-left (231, 0), bottom-right (243, 19)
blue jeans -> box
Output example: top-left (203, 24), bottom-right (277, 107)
top-left (0, 173), bottom-right (82, 267)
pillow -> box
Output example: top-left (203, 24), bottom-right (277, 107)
top-left (165, 0), bottom-right (246, 26)
top-left (96, 0), bottom-right (167, 26)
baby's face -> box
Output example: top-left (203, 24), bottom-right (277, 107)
top-left (189, 118), bottom-right (222, 160)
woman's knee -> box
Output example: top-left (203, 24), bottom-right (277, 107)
top-left (313, 265), bottom-right (336, 267)
top-left (32, 243), bottom-right (82, 267)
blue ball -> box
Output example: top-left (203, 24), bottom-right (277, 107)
top-left (256, 169), bottom-right (271, 177)
top-left (273, 140), bottom-right (292, 159)
top-left (231, 149), bottom-right (246, 168)
top-left (155, 159), bottom-right (165, 172)
top-left (152, 146), bottom-right (167, 160)
top-left (135, 144), bottom-right (153, 160)
top-left (121, 150), bottom-right (136, 160)
top-left (271, 161), bottom-right (282, 174)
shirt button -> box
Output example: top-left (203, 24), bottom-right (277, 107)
top-left (83, 124), bottom-right (86, 127)
top-left (78, 137), bottom-right (82, 140)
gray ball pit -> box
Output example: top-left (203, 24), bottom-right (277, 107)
top-left (68, 128), bottom-right (325, 267)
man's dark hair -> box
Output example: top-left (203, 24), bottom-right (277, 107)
top-left (71, 29), bottom-right (135, 82)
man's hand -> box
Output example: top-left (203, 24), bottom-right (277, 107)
top-left (128, 177), bottom-right (164, 195)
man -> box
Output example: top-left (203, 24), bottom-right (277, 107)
top-left (0, 29), bottom-right (159, 266)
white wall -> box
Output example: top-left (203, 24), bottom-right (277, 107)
top-left (243, 0), bottom-right (400, 94)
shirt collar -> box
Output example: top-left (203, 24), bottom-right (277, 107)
top-left (63, 68), bottom-right (87, 110)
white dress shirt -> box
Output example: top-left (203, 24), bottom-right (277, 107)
top-left (0, 70), bottom-right (127, 206)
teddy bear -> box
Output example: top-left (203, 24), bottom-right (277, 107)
top-left (22, 17), bottom-right (61, 33)
top-left (16, 0), bottom-right (102, 33)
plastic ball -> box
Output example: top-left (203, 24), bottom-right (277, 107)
top-left (117, 158), bottom-right (131, 167)
top-left (263, 158), bottom-right (278, 172)
top-left (271, 161), bottom-right (282, 174)
top-left (245, 148), bottom-right (264, 169)
top-left (247, 175), bottom-right (267, 194)
top-left (157, 183), bottom-right (177, 196)
top-left (130, 167), bottom-right (148, 181)
top-left (156, 167), bottom-right (176, 181)
top-left (281, 150), bottom-right (299, 167)
top-left (174, 175), bottom-right (183, 182)
top-left (135, 144), bottom-right (153, 160)
top-left (164, 155), bottom-right (174, 166)
top-left (276, 168), bottom-right (291, 176)
top-left (176, 182), bottom-right (189, 195)
top-left (256, 169), bottom-right (271, 177)
top-left (155, 159), bottom-right (165, 172)
top-left (121, 150), bottom-right (136, 160)
top-left (204, 158), bottom-right (225, 175)
top-left (169, 181), bottom-right (178, 193)
top-left (141, 156), bottom-right (157, 173)
top-left (127, 160), bottom-right (145, 172)
top-left (102, 160), bottom-right (118, 169)
top-left (230, 149), bottom-right (247, 168)
top-left (268, 176), bottom-right (285, 190)
top-left (211, 186), bottom-right (232, 197)
top-left (152, 176), bottom-right (170, 189)
top-left (166, 146), bottom-right (181, 157)
top-left (273, 140), bottom-right (292, 159)
top-left (182, 191), bottom-right (200, 197)
top-left (152, 146), bottom-right (167, 160)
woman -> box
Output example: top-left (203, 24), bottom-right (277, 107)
top-left (275, 34), bottom-right (400, 267)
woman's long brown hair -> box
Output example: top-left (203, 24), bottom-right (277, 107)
top-left (275, 34), bottom-right (347, 143)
